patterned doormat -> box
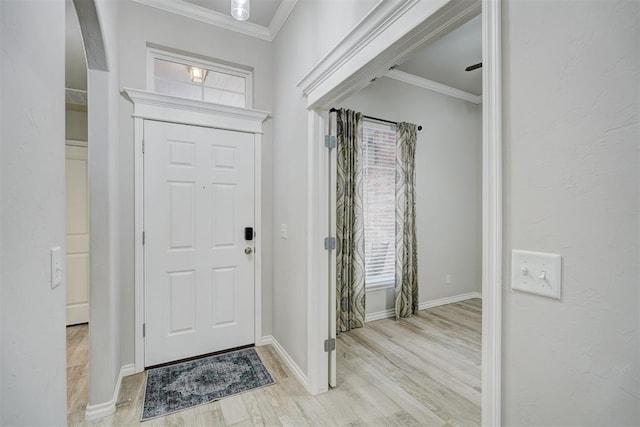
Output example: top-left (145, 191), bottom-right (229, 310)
top-left (141, 348), bottom-right (275, 420)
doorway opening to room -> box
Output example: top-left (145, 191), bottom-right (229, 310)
top-left (329, 14), bottom-right (483, 424)
top-left (65, 0), bottom-right (91, 421)
top-left (300, 0), bottom-right (501, 424)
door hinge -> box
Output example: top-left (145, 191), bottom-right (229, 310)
top-left (142, 232), bottom-right (146, 245)
top-left (142, 139), bottom-right (145, 153)
top-left (324, 135), bottom-right (337, 149)
top-left (324, 237), bottom-right (336, 251)
top-left (324, 338), bottom-right (336, 352)
top-left (143, 323), bottom-right (146, 338)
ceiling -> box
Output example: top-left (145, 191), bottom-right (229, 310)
top-left (65, 1), bottom-right (479, 99)
top-left (183, 0), bottom-right (282, 27)
top-left (66, 0), bottom-right (87, 92)
top-left (395, 15), bottom-right (482, 96)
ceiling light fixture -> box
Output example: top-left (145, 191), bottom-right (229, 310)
top-left (189, 66), bottom-right (208, 83)
top-left (231, 0), bottom-right (250, 21)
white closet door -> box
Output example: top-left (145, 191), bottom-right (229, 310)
top-left (144, 120), bottom-right (255, 367)
top-left (65, 144), bottom-right (90, 325)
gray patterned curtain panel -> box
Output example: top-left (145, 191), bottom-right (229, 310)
top-left (336, 109), bottom-right (366, 332)
top-left (395, 122), bottom-right (419, 319)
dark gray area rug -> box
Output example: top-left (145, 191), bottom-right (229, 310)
top-left (141, 348), bottom-right (275, 420)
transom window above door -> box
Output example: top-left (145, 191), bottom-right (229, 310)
top-left (147, 48), bottom-right (253, 108)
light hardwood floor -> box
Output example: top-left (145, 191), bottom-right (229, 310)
top-left (67, 324), bottom-right (90, 422)
top-left (66, 299), bottom-right (481, 426)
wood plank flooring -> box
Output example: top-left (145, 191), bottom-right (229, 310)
top-left (67, 324), bottom-right (89, 422)
top-left (66, 299), bottom-right (481, 426)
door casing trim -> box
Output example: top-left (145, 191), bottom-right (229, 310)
top-left (123, 88), bottom-right (269, 372)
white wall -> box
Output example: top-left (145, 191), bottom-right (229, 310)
top-left (272, 0), bottom-right (378, 375)
top-left (116, 0), bottom-right (275, 363)
top-left (503, 0), bottom-right (640, 424)
top-left (340, 77), bottom-right (482, 316)
top-left (0, 0), bottom-right (67, 424)
top-left (66, 109), bottom-right (88, 141)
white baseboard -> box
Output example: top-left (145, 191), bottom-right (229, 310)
top-left (365, 308), bottom-right (395, 322)
top-left (419, 291), bottom-right (482, 311)
top-left (121, 363), bottom-right (136, 377)
top-left (365, 291), bottom-right (482, 322)
top-left (255, 335), bottom-right (273, 346)
top-left (257, 335), bottom-right (312, 395)
top-left (84, 363), bottom-right (135, 421)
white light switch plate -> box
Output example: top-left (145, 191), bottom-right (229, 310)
top-left (50, 246), bottom-right (63, 289)
top-left (511, 250), bottom-right (561, 299)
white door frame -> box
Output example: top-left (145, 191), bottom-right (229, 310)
top-left (122, 88), bottom-right (269, 373)
top-left (297, 0), bottom-right (502, 425)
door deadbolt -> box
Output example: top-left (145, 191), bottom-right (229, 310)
top-left (244, 247), bottom-right (253, 255)
top-left (244, 227), bottom-right (254, 241)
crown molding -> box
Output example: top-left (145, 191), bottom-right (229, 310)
top-left (296, 0), bottom-right (481, 109)
top-left (297, 0), bottom-right (421, 96)
top-left (385, 69), bottom-right (482, 104)
top-left (131, 0), bottom-right (297, 42)
top-left (121, 88), bottom-right (270, 133)
top-left (268, 0), bottom-right (298, 40)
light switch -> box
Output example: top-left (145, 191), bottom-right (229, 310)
top-left (280, 224), bottom-right (288, 239)
top-left (50, 246), bottom-right (63, 289)
top-left (511, 250), bottom-right (561, 299)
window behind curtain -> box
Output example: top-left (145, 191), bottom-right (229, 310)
top-left (363, 119), bottom-right (396, 287)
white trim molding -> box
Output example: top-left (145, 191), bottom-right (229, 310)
top-left (385, 69), bottom-right (482, 104)
top-left (268, 0), bottom-right (298, 40)
top-left (365, 308), bottom-right (395, 323)
top-left (121, 88), bottom-right (269, 133)
top-left (419, 291), bottom-right (482, 310)
top-left (259, 335), bottom-right (312, 395)
top-left (131, 0), bottom-right (297, 42)
top-left (481, 1), bottom-right (502, 426)
top-left (65, 87), bottom-right (88, 106)
top-left (297, 0), bottom-right (481, 109)
top-left (122, 88), bottom-right (270, 373)
top-left (84, 364), bottom-right (135, 421)
top-left (65, 138), bottom-right (88, 148)
top-left (365, 292), bottom-right (482, 323)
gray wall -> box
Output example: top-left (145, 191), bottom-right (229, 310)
top-left (503, 0), bottom-right (640, 424)
top-left (341, 77), bottom-right (482, 316)
top-left (0, 0), bottom-right (67, 423)
top-left (271, 0), bottom-right (378, 376)
top-left (117, 0), bottom-right (275, 364)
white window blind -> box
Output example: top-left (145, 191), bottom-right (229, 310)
top-left (363, 119), bottom-right (396, 287)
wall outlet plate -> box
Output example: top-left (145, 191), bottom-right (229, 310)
top-left (511, 250), bottom-right (561, 299)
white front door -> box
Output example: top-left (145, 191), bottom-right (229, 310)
top-left (144, 120), bottom-right (255, 367)
top-left (65, 144), bottom-right (90, 325)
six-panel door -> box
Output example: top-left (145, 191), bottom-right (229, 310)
top-left (65, 144), bottom-right (90, 325)
top-left (144, 120), bottom-right (255, 367)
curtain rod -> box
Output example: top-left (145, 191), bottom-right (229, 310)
top-left (329, 108), bottom-right (423, 131)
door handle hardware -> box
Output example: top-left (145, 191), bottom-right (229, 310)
top-left (244, 247), bottom-right (253, 255)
